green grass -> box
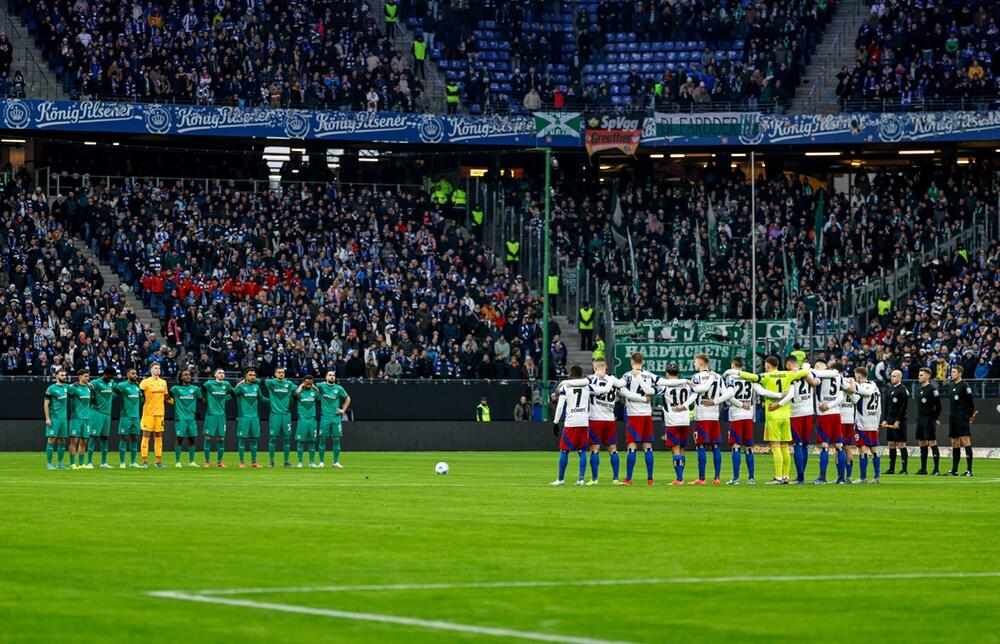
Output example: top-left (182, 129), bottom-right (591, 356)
top-left (2, 451), bottom-right (999, 643)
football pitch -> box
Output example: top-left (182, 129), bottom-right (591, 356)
top-left (3, 452), bottom-right (1000, 643)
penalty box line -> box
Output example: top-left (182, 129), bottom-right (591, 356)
top-left (148, 590), bottom-right (632, 644)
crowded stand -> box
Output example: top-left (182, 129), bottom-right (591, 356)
top-left (0, 177), bottom-right (162, 377)
top-left (64, 179), bottom-right (551, 381)
top-left (14, 0), bottom-right (427, 111)
top-left (840, 0), bottom-right (1000, 111)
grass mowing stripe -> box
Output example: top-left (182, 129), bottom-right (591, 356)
top-left (149, 591), bottom-right (634, 644)
top-left (186, 571), bottom-right (1000, 596)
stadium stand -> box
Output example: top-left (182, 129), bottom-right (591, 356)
top-left (12, 0), bottom-right (428, 110)
top-left (56, 179), bottom-right (549, 381)
top-left (840, 0), bottom-right (1000, 111)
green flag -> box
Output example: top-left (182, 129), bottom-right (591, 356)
top-left (706, 198), bottom-right (717, 258)
top-left (610, 184), bottom-right (628, 250)
top-left (534, 112), bottom-right (582, 140)
top-left (814, 190), bottom-right (825, 253)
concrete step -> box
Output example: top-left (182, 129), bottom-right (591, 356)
top-left (1, 6), bottom-right (71, 100)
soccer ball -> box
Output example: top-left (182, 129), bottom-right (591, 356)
top-left (435, 462), bottom-right (449, 475)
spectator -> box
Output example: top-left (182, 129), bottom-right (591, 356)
top-left (513, 394), bottom-right (532, 421)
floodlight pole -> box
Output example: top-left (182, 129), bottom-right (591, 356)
top-left (541, 147), bottom-right (552, 420)
top-left (751, 150), bottom-right (757, 367)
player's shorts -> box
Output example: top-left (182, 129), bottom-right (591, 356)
top-left (269, 413), bottom-right (292, 438)
top-left (295, 419), bottom-right (317, 442)
top-left (174, 419), bottom-right (199, 438)
top-left (117, 419), bottom-right (141, 436)
top-left (815, 414), bottom-right (842, 444)
top-left (588, 420), bottom-right (617, 447)
top-left (560, 426), bottom-right (589, 451)
top-left (855, 429), bottom-right (878, 447)
top-left (840, 423), bottom-right (856, 445)
top-left (948, 417), bottom-right (971, 438)
top-left (664, 425), bottom-right (689, 447)
top-left (915, 418), bottom-right (937, 442)
top-left (140, 415), bottom-right (164, 433)
top-left (886, 421), bottom-right (906, 443)
top-left (727, 419), bottom-right (753, 446)
top-left (693, 419), bottom-right (721, 446)
top-left (204, 415), bottom-right (227, 438)
top-left (45, 418), bottom-right (68, 439)
top-left (625, 415), bottom-right (654, 444)
top-left (790, 415), bottom-right (813, 444)
top-left (764, 417), bottom-right (791, 443)
top-left (69, 419), bottom-right (89, 438)
top-left (318, 418), bottom-right (343, 438)
top-left (237, 418), bottom-right (261, 439)
top-left (89, 413), bottom-right (112, 438)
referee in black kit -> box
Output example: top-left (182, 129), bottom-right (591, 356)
top-left (882, 369), bottom-right (909, 475)
top-left (914, 367), bottom-right (942, 475)
top-left (946, 365), bottom-right (976, 477)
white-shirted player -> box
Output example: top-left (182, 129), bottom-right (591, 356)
top-left (723, 356), bottom-right (756, 485)
top-left (619, 352), bottom-right (657, 486)
top-left (838, 368), bottom-right (860, 484)
top-left (584, 356), bottom-right (649, 485)
top-left (688, 353), bottom-right (726, 485)
top-left (844, 367), bottom-right (882, 484)
top-left (656, 363), bottom-right (695, 485)
top-left (551, 365), bottom-right (613, 486)
top-left (809, 361), bottom-right (846, 484)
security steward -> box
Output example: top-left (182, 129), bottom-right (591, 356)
top-left (578, 301), bottom-right (594, 351)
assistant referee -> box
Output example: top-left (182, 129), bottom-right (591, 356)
top-left (882, 369), bottom-right (909, 475)
top-left (946, 365), bottom-right (976, 477)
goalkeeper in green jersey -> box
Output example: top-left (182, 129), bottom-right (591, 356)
top-left (202, 369), bottom-right (233, 467)
top-left (263, 367), bottom-right (295, 468)
top-left (168, 370), bottom-right (203, 467)
top-left (727, 356), bottom-right (806, 484)
top-left (233, 369), bottom-right (268, 468)
top-left (114, 369), bottom-right (143, 468)
top-left (315, 370), bottom-right (351, 468)
top-left (66, 369), bottom-right (93, 469)
top-left (88, 367), bottom-right (117, 468)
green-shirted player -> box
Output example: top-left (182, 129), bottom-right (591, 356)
top-left (293, 375), bottom-right (319, 468)
top-left (202, 369), bottom-right (233, 468)
top-left (114, 369), bottom-right (143, 467)
top-left (88, 367), bottom-right (117, 468)
top-left (43, 367), bottom-right (71, 469)
top-left (168, 369), bottom-right (203, 467)
top-left (233, 368), bottom-right (268, 468)
top-left (263, 367), bottom-right (295, 467)
top-left (315, 370), bottom-right (351, 468)
top-left (67, 369), bottom-right (93, 469)
top-left (730, 356), bottom-right (805, 484)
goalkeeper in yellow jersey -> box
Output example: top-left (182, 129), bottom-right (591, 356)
top-left (726, 356), bottom-right (808, 484)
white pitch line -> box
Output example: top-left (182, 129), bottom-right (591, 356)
top-left (187, 571), bottom-right (1000, 596)
top-left (149, 591), bottom-right (632, 644)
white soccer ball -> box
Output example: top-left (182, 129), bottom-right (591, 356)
top-left (435, 461), bottom-right (449, 475)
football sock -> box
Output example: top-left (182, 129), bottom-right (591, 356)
top-left (284, 438), bottom-right (291, 464)
top-left (557, 450), bottom-right (568, 481)
top-left (46, 442), bottom-right (54, 465)
top-left (140, 435), bottom-right (149, 461)
top-left (268, 437), bottom-right (277, 464)
top-left (819, 449), bottom-right (829, 479)
top-left (308, 443), bottom-right (316, 464)
top-left (100, 438), bottom-right (109, 465)
top-left (731, 448), bottom-right (741, 479)
top-left (57, 442), bottom-right (65, 463)
top-left (175, 444), bottom-right (183, 463)
top-left (188, 445), bottom-right (196, 463)
top-left (799, 445), bottom-right (809, 481)
top-left (673, 455), bottom-right (684, 481)
top-left (782, 446), bottom-right (791, 479)
top-left (609, 450), bottom-right (620, 480)
top-left (69, 451), bottom-right (75, 466)
top-left (578, 450), bottom-right (587, 480)
top-left (216, 442), bottom-right (225, 463)
top-left (644, 447), bottom-right (654, 480)
top-left (900, 448), bottom-right (908, 471)
top-left (119, 440), bottom-right (127, 464)
top-left (920, 445), bottom-right (928, 470)
top-left (846, 458), bottom-right (854, 479)
top-left (889, 448), bottom-right (897, 471)
top-left (792, 443), bottom-right (803, 478)
top-left (860, 454), bottom-right (869, 480)
top-left (589, 451), bottom-right (599, 480)
top-left (873, 454), bottom-right (881, 478)
top-left (712, 445), bottom-right (721, 480)
top-left (626, 448), bottom-right (636, 480)
top-left (318, 439), bottom-right (326, 463)
top-left (129, 440), bottom-right (138, 464)
top-left (250, 441), bottom-right (258, 464)
top-left (86, 437), bottom-right (96, 464)
top-left (297, 443), bottom-right (305, 464)
top-left (965, 446), bottom-right (973, 472)
top-left (931, 445), bottom-right (940, 472)
top-left (772, 445), bottom-right (783, 479)
top-left (951, 447), bottom-right (961, 473)
top-left (745, 448), bottom-right (755, 479)
top-left (204, 439), bottom-right (212, 463)
top-left (153, 435), bottom-right (163, 462)
top-left (835, 447), bottom-right (846, 479)
top-left (697, 446), bottom-right (707, 480)
top-left (238, 440), bottom-right (246, 463)
top-left (332, 439), bottom-right (341, 464)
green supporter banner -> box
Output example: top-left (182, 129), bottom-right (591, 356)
top-left (613, 341), bottom-right (747, 377)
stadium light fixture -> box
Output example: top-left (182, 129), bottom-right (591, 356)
top-left (898, 149), bottom-right (937, 155)
top-left (290, 168), bottom-right (300, 174)
top-left (112, 142), bottom-right (120, 146)
top-left (957, 158), bottom-right (971, 165)
top-left (2, 138), bottom-right (26, 143)
top-left (598, 164), bottom-right (612, 170)
top-left (359, 157), bottom-right (379, 163)
top-left (669, 153), bottom-right (685, 158)
top-left (731, 153), bottom-right (747, 158)
top-left (649, 153), bottom-right (664, 159)
top-left (83, 141), bottom-right (97, 146)
top-left (268, 174), bottom-right (281, 180)
top-left (469, 168), bottom-right (488, 177)
top-left (805, 151), bottom-right (840, 157)
top-left (291, 148), bottom-right (306, 153)
top-left (850, 160), bottom-right (862, 167)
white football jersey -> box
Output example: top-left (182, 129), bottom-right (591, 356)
top-left (839, 376), bottom-right (858, 424)
top-left (620, 371), bottom-right (655, 416)
top-left (586, 374), bottom-right (619, 421)
top-left (658, 381), bottom-right (694, 427)
top-left (556, 381), bottom-right (593, 428)
top-left (790, 373), bottom-right (815, 418)
top-left (724, 376), bottom-right (755, 421)
top-left (854, 381), bottom-right (882, 431)
top-left (814, 372), bottom-right (843, 417)
top-left (690, 371), bottom-right (725, 421)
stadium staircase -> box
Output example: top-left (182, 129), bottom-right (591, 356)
top-left (553, 314), bottom-right (592, 371)
top-left (791, 0), bottom-right (870, 114)
top-left (68, 239), bottom-right (165, 348)
top-left (0, 5), bottom-right (70, 100)
top-left (371, 0), bottom-right (448, 112)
